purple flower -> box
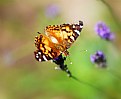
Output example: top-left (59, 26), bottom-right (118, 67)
top-left (95, 21), bottom-right (115, 41)
top-left (45, 4), bottom-right (60, 18)
top-left (90, 51), bottom-right (107, 68)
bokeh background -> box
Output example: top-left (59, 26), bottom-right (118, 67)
top-left (0, 0), bottom-right (121, 99)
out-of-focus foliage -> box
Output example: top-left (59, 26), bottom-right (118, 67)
top-left (0, 0), bottom-right (121, 99)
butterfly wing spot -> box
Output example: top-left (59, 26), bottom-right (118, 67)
top-left (79, 21), bottom-right (83, 26)
top-left (74, 30), bottom-right (80, 35)
top-left (50, 36), bottom-right (58, 43)
top-left (43, 55), bottom-right (48, 61)
top-left (35, 54), bottom-right (39, 58)
top-left (38, 51), bottom-right (41, 55)
top-left (72, 25), bottom-right (75, 28)
top-left (80, 25), bottom-right (83, 28)
top-left (70, 36), bottom-right (75, 41)
top-left (34, 50), bottom-right (54, 62)
top-left (44, 45), bottom-right (51, 52)
top-left (39, 58), bottom-right (42, 62)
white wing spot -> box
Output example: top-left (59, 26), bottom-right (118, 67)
top-left (70, 36), bottom-right (75, 41)
top-left (80, 25), bottom-right (83, 28)
top-left (50, 36), bottom-right (58, 43)
top-left (38, 52), bottom-right (41, 55)
top-left (39, 58), bottom-right (42, 62)
top-left (36, 55), bottom-right (39, 58)
top-left (43, 55), bottom-right (48, 61)
top-left (72, 25), bottom-right (75, 28)
top-left (74, 30), bottom-right (80, 35)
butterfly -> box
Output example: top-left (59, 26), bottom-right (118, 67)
top-left (34, 21), bottom-right (83, 62)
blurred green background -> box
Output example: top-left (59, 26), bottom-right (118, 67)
top-left (0, 0), bottom-right (121, 99)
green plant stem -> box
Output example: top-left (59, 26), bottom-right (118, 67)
top-left (107, 69), bottom-right (121, 81)
top-left (70, 75), bottom-right (115, 99)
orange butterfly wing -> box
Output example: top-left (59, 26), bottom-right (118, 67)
top-left (34, 33), bottom-right (61, 62)
top-left (45, 21), bottom-right (83, 49)
top-left (34, 21), bottom-right (83, 62)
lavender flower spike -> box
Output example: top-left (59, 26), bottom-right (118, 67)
top-left (95, 21), bottom-right (115, 41)
top-left (90, 51), bottom-right (107, 68)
